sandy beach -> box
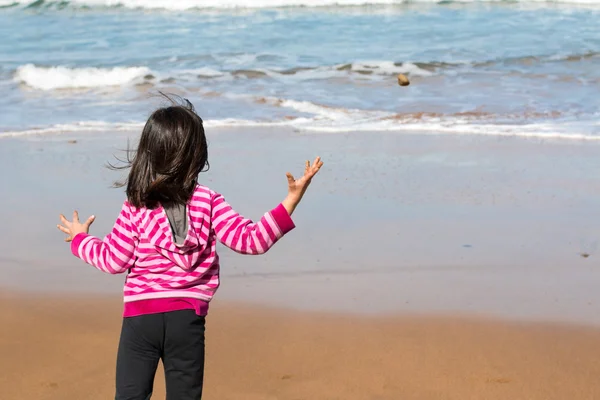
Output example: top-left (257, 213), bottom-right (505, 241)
top-left (2, 292), bottom-right (600, 400)
top-left (3, 1), bottom-right (600, 398)
top-left (2, 128), bottom-right (600, 399)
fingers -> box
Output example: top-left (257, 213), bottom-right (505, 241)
top-left (304, 156), bottom-right (323, 178)
top-left (57, 222), bottom-right (72, 242)
top-left (59, 214), bottom-right (71, 227)
top-left (308, 156), bottom-right (322, 171)
top-left (58, 211), bottom-right (92, 242)
top-left (286, 172), bottom-right (295, 185)
top-left (84, 215), bottom-right (96, 229)
top-left (289, 157), bottom-right (323, 186)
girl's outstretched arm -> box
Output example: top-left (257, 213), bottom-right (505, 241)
top-left (58, 203), bottom-right (137, 274)
top-left (210, 194), bottom-right (295, 255)
top-left (210, 156), bottom-right (323, 255)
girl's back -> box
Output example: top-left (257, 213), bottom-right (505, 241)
top-left (57, 94), bottom-right (322, 400)
top-left (73, 184), bottom-right (294, 303)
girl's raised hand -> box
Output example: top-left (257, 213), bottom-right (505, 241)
top-left (57, 211), bottom-right (95, 242)
top-left (282, 156), bottom-right (323, 215)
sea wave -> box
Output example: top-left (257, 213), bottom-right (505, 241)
top-left (2, 99), bottom-right (597, 141)
top-left (270, 97), bottom-right (599, 140)
top-left (0, 121), bottom-right (144, 138)
top-left (14, 64), bottom-right (153, 90)
top-left (0, 119), bottom-right (296, 138)
top-left (180, 61), bottom-right (434, 81)
top-left (166, 51), bottom-right (600, 79)
top-left (299, 61), bottom-right (434, 77)
top-left (2, 119), bottom-right (597, 141)
top-left (173, 52), bottom-right (600, 84)
top-left (10, 61), bottom-right (434, 90)
top-left (2, 0), bottom-right (600, 10)
top-left (11, 50), bottom-right (598, 92)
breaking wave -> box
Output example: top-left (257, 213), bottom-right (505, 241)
top-left (14, 64), bottom-right (153, 90)
top-left (2, 0), bottom-right (600, 10)
top-left (2, 96), bottom-right (597, 141)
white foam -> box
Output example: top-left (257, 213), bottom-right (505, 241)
top-left (14, 0), bottom-right (423, 10)
top-left (10, 60), bottom-right (433, 93)
top-left (268, 98), bottom-right (599, 140)
top-left (3, 116), bottom-right (597, 142)
top-left (300, 119), bottom-right (600, 140)
top-left (0, 119), bottom-right (290, 138)
top-left (219, 92), bottom-right (388, 122)
top-left (269, 61), bottom-right (433, 82)
top-left (0, 121), bottom-right (143, 138)
top-left (340, 61), bottom-right (434, 77)
top-left (179, 67), bottom-right (225, 78)
top-left (2, 95), bottom-right (597, 142)
top-left (173, 61), bottom-right (434, 83)
top-left (280, 99), bottom-right (355, 119)
top-left (5, 0), bottom-right (600, 9)
top-left (14, 64), bottom-right (152, 90)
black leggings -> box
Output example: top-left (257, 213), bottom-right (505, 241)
top-left (115, 310), bottom-right (206, 400)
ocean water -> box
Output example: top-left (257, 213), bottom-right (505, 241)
top-left (1, 0), bottom-right (599, 139)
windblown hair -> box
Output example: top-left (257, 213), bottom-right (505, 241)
top-left (110, 93), bottom-right (209, 209)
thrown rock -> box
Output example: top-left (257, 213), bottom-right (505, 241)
top-left (397, 73), bottom-right (410, 86)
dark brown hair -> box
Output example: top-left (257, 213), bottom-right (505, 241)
top-left (110, 94), bottom-right (209, 209)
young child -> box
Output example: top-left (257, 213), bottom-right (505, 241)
top-left (56, 96), bottom-right (323, 400)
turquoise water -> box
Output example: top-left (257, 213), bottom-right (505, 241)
top-left (1, 1), bottom-right (599, 139)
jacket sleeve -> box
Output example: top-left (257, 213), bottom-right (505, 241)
top-left (210, 192), bottom-right (295, 255)
top-left (70, 202), bottom-right (138, 274)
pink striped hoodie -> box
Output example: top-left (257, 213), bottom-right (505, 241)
top-left (70, 184), bottom-right (295, 313)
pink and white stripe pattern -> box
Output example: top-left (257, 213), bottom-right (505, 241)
top-left (71, 185), bottom-right (295, 303)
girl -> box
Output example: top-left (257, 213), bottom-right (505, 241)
top-left (57, 96), bottom-right (323, 400)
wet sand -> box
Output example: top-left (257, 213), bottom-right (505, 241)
top-left (2, 128), bottom-right (600, 324)
top-left (2, 292), bottom-right (600, 400)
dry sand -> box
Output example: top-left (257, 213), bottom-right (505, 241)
top-left (2, 291), bottom-right (600, 400)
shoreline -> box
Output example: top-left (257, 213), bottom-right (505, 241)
top-left (4, 124), bottom-right (600, 143)
top-left (3, 291), bottom-right (600, 400)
